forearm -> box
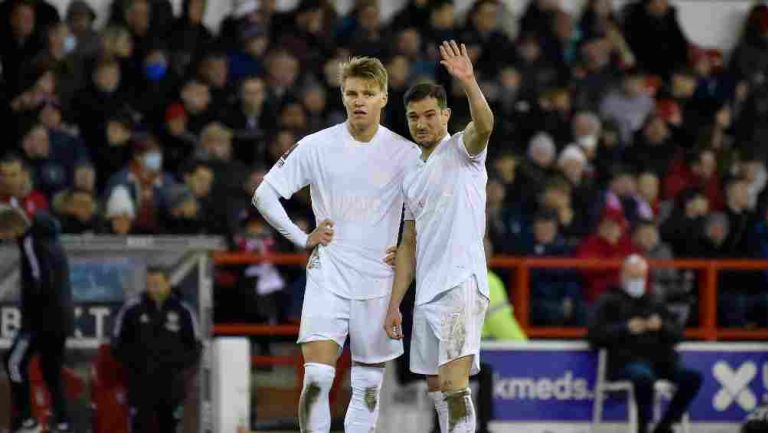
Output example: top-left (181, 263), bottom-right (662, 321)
top-left (388, 242), bottom-right (415, 310)
top-left (462, 78), bottom-right (494, 136)
top-left (252, 182), bottom-right (308, 249)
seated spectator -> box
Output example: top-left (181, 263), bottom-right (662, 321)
top-left (595, 166), bottom-right (653, 228)
top-left (632, 219), bottom-right (690, 324)
top-left (225, 76), bottom-right (275, 165)
top-left (66, 0), bottom-right (100, 60)
top-left (572, 38), bottom-right (623, 113)
top-left (622, 0), bottom-right (688, 78)
top-left (514, 34), bottom-right (561, 102)
top-left (520, 131), bottom-right (557, 194)
top-left (263, 49), bottom-right (302, 108)
top-left (104, 135), bottom-right (176, 234)
top-left (625, 113), bottom-right (678, 179)
top-left (178, 79), bottom-right (218, 135)
top-left (112, 266), bottom-right (201, 433)
top-left (558, 145), bottom-right (596, 230)
top-left (196, 51), bottom-right (231, 109)
top-left (588, 254), bottom-right (702, 433)
top-left (162, 185), bottom-right (206, 235)
top-left (21, 122), bottom-right (88, 198)
top-left (571, 111), bottom-right (601, 163)
top-left (576, 208), bottom-right (636, 302)
top-left (160, 102), bottom-right (197, 174)
top-left (599, 70), bottom-right (654, 145)
top-left (103, 185), bottom-right (135, 235)
top-left (459, 0), bottom-right (513, 77)
top-left (0, 1), bottom-right (47, 95)
top-left (527, 209), bottom-right (585, 326)
top-left (637, 171), bottom-right (662, 219)
top-left (0, 153), bottom-right (48, 216)
top-left (482, 238), bottom-right (527, 340)
top-left (663, 147), bottom-right (724, 210)
top-left (132, 47), bottom-right (180, 125)
top-left (227, 23), bottom-right (268, 82)
top-left (72, 161), bottom-right (96, 194)
top-left (302, 84), bottom-right (331, 134)
top-left (538, 176), bottom-right (588, 242)
top-left (661, 187), bottom-right (709, 257)
top-left (168, 0), bottom-right (213, 77)
top-left (53, 188), bottom-right (99, 234)
top-left (736, 153), bottom-right (767, 211)
top-left (723, 177), bottom-right (757, 256)
top-left (486, 177), bottom-right (528, 254)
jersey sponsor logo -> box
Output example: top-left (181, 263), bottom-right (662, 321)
top-left (276, 142), bottom-right (300, 167)
top-left (307, 248), bottom-right (320, 270)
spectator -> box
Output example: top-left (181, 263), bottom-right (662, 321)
top-left (347, 2), bottom-right (386, 59)
top-left (160, 102), bottom-right (197, 174)
top-left (168, 0), bottom-right (213, 77)
top-left (162, 185), bottom-right (206, 235)
top-left (196, 51), bottom-right (231, 108)
top-left (302, 84), bottom-right (331, 133)
top-left (178, 79), bottom-right (219, 135)
top-left (663, 148), bottom-right (724, 211)
top-left (132, 48), bottom-right (180, 125)
top-left (660, 187), bottom-right (709, 258)
top-left (65, 0), bottom-right (100, 60)
top-left (558, 144), bottom-right (596, 231)
top-left (539, 176), bottom-right (588, 241)
top-left (104, 135), bottom-right (176, 234)
top-left (579, 0), bottom-right (617, 40)
top-left (181, 159), bottom-right (224, 234)
top-left (576, 208), bottom-right (636, 302)
top-left (277, 0), bottom-right (335, 75)
top-left (588, 254), bottom-right (702, 433)
top-left (103, 185), bottom-right (136, 235)
top-left (600, 70), bottom-right (654, 144)
top-left (20, 123), bottom-right (88, 198)
top-left (571, 111), bottom-right (601, 162)
top-left (723, 177), bottom-right (757, 256)
top-left (623, 0), bottom-right (688, 78)
top-left (72, 161), bottom-right (97, 195)
top-left (112, 266), bottom-right (201, 433)
top-left (632, 219), bottom-right (690, 324)
top-left (225, 76), bottom-right (276, 165)
top-left (729, 4), bottom-right (768, 85)
top-left (0, 153), bottom-right (48, 217)
top-left (572, 38), bottom-right (623, 112)
top-left (597, 166), bottom-right (653, 228)
top-left (520, 0), bottom-right (559, 40)
top-left (514, 34), bottom-right (561, 102)
top-left (227, 23), bottom-right (269, 82)
top-left (22, 22), bottom-right (81, 109)
top-left (423, 0), bottom-right (458, 53)
top-left (0, 2), bottom-right (46, 94)
top-left (460, 0), bottom-right (513, 77)
top-left (625, 114), bottom-right (678, 179)
top-left (737, 154), bottom-right (768, 211)
top-left (521, 131), bottom-right (556, 189)
top-left (486, 177), bottom-right (528, 255)
top-left (637, 171), bottom-right (662, 219)
top-left (527, 209), bottom-right (585, 326)
top-left (197, 122), bottom-right (247, 223)
top-left (53, 188), bottom-right (99, 234)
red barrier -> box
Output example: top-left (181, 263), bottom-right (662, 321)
top-left (212, 253), bottom-right (768, 359)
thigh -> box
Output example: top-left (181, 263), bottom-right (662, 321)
top-left (298, 277), bottom-right (349, 354)
top-left (409, 304), bottom-right (440, 375)
top-left (432, 278), bottom-right (488, 377)
top-left (349, 295), bottom-right (403, 364)
top-left (618, 361), bottom-right (657, 383)
top-left (38, 334), bottom-right (66, 371)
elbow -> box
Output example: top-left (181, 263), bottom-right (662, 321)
top-left (252, 183), bottom-right (268, 210)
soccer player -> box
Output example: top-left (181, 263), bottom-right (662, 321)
top-left (252, 57), bottom-right (420, 433)
top-left (384, 40), bottom-right (494, 433)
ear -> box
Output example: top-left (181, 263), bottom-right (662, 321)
top-left (380, 91), bottom-right (388, 108)
top-left (443, 107), bottom-right (451, 122)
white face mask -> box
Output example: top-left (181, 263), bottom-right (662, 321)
top-left (64, 34), bottom-right (77, 54)
top-left (142, 151), bottom-right (162, 172)
top-left (623, 278), bottom-right (646, 298)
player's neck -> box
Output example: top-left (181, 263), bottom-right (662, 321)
top-left (346, 121), bottom-right (379, 143)
top-left (419, 133), bottom-right (448, 161)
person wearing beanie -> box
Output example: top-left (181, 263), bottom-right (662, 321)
top-left (103, 185), bottom-right (136, 235)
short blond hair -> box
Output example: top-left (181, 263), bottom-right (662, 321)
top-left (339, 57), bottom-right (388, 92)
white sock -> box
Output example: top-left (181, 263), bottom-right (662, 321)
top-left (299, 363), bottom-right (336, 433)
top-left (344, 365), bottom-right (385, 433)
top-left (443, 388), bottom-right (475, 433)
top-left (429, 390), bottom-right (448, 433)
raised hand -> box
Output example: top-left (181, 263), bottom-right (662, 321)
top-left (439, 40), bottom-right (475, 84)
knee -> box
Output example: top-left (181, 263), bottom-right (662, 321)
top-left (302, 362), bottom-right (336, 394)
top-left (350, 366), bottom-right (384, 403)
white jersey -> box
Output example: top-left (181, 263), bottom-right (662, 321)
top-left (264, 122), bottom-right (421, 300)
top-left (403, 132), bottom-right (489, 305)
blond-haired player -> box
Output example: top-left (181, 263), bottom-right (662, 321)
top-left (385, 40), bottom-right (495, 433)
top-left (252, 57), bottom-right (420, 433)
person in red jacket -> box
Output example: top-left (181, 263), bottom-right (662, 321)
top-left (663, 148), bottom-right (724, 211)
top-left (0, 153), bottom-right (48, 217)
top-left (576, 207), bottom-right (637, 302)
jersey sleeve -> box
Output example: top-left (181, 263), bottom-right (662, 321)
top-left (263, 140), bottom-right (314, 199)
top-left (454, 131), bottom-right (488, 166)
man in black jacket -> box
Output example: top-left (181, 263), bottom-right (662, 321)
top-left (112, 266), bottom-right (201, 432)
top-left (588, 254), bottom-right (702, 433)
top-left (0, 205), bottom-right (73, 433)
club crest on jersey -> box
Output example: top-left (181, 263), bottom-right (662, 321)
top-left (140, 314), bottom-right (149, 323)
top-left (165, 311), bottom-right (180, 332)
top-left (277, 142), bottom-right (300, 167)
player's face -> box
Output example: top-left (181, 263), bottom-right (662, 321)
top-left (342, 77), bottom-right (387, 130)
top-left (406, 97), bottom-right (450, 148)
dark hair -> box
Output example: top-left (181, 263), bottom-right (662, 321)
top-left (146, 265), bottom-right (169, 278)
top-left (403, 82), bottom-right (447, 109)
top-left (181, 159), bottom-right (212, 177)
top-left (0, 152), bottom-right (24, 166)
top-left (633, 218), bottom-right (657, 231)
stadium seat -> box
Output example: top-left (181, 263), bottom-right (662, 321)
top-left (592, 349), bottom-right (690, 433)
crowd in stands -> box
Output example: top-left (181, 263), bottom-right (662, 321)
top-left (1, 0), bottom-right (768, 327)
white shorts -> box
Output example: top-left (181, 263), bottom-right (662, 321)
top-left (410, 276), bottom-right (489, 376)
top-left (298, 276), bottom-right (404, 364)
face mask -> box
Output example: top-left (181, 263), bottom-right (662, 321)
top-left (623, 278), bottom-right (646, 298)
top-left (578, 135), bottom-right (597, 152)
top-left (144, 62), bottom-right (167, 82)
top-left (142, 151), bottom-right (162, 172)
top-left (64, 34), bottom-right (77, 54)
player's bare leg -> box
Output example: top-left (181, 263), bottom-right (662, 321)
top-left (299, 340), bottom-right (340, 433)
top-left (437, 355), bottom-right (475, 433)
top-left (344, 361), bottom-right (385, 433)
